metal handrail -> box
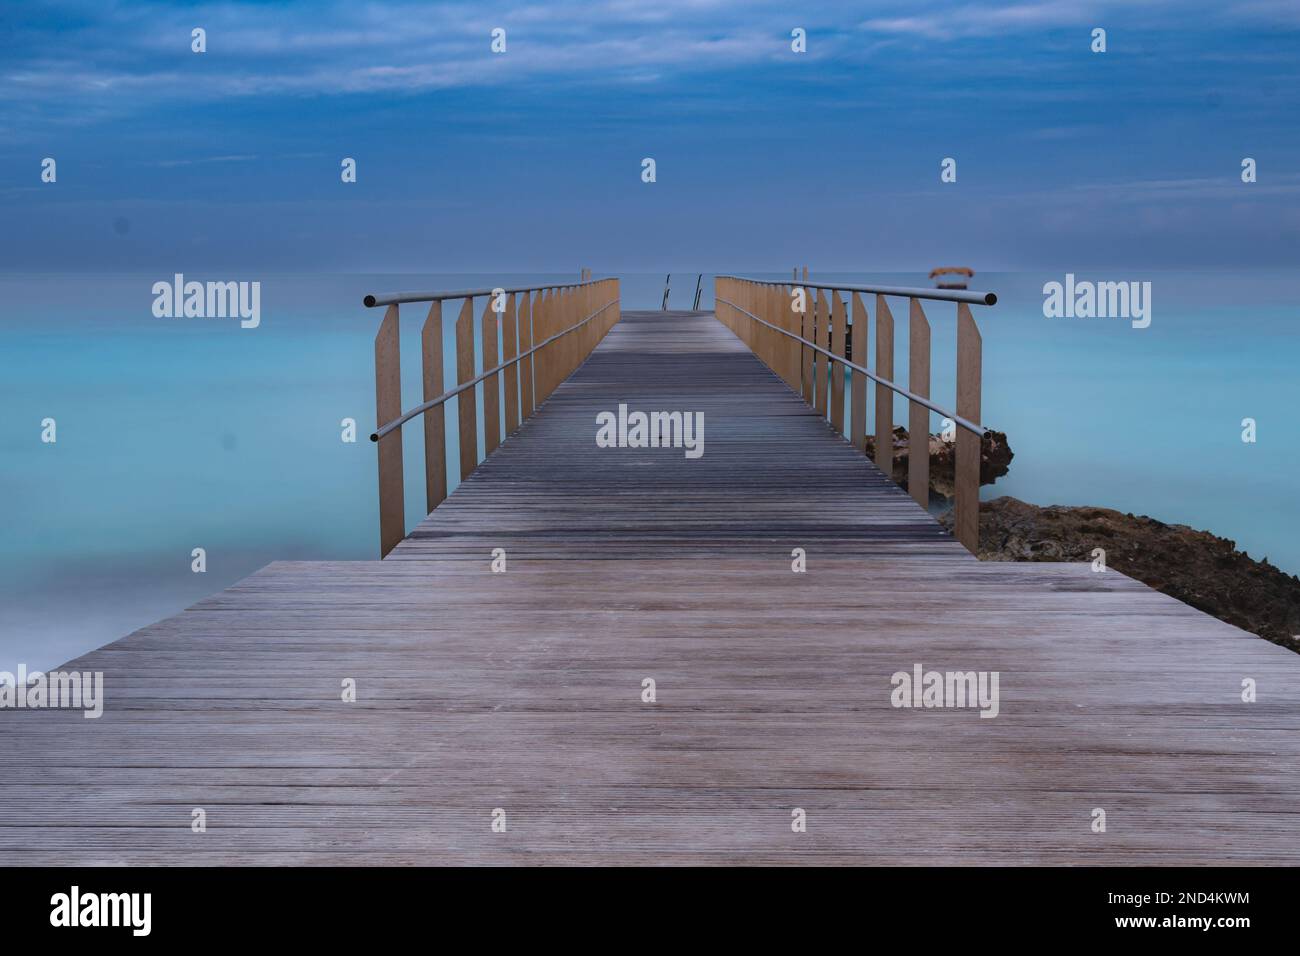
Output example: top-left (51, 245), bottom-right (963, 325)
top-left (369, 297), bottom-right (619, 441)
top-left (716, 275), bottom-right (996, 307)
top-left (364, 279), bottom-right (602, 309)
top-left (715, 295), bottom-right (987, 436)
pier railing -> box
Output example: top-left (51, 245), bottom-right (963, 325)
top-left (364, 273), bottom-right (621, 556)
top-left (714, 275), bottom-right (996, 553)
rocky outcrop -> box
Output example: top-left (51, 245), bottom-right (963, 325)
top-left (865, 427), bottom-right (1013, 497)
top-left (940, 496), bottom-right (1300, 652)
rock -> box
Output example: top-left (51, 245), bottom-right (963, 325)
top-left (865, 427), bottom-right (1013, 498)
top-left (940, 497), bottom-right (1300, 653)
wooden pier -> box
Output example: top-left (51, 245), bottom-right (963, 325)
top-left (3, 306), bottom-right (1299, 865)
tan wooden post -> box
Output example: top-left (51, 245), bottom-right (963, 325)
top-left (830, 292), bottom-right (846, 435)
top-left (850, 293), bottom-right (868, 454)
top-left (801, 285), bottom-right (814, 405)
top-left (482, 297), bottom-right (501, 456)
top-left (519, 292), bottom-right (535, 419)
top-left (908, 298), bottom-right (931, 507)
top-left (375, 304), bottom-right (404, 556)
top-left (503, 293), bottom-right (519, 434)
top-left (816, 290), bottom-right (830, 418)
top-left (955, 302), bottom-right (983, 554)
top-left (421, 302), bottom-right (447, 514)
top-left (455, 297), bottom-right (478, 481)
top-left (874, 295), bottom-right (894, 476)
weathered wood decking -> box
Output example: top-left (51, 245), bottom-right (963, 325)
top-left (3, 310), bottom-right (1298, 865)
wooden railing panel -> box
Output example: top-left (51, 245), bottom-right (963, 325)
top-left (421, 301), bottom-right (447, 515)
top-left (830, 291), bottom-right (846, 435)
top-left (539, 290), bottom-right (554, 404)
top-left (520, 292), bottom-right (535, 419)
top-left (801, 286), bottom-right (814, 404)
top-left (533, 291), bottom-right (547, 404)
top-left (850, 293), bottom-right (867, 454)
top-left (503, 293), bottom-right (519, 434)
top-left (874, 294), bottom-right (894, 476)
top-left (375, 304), bottom-right (404, 557)
top-left (455, 297), bottom-right (478, 481)
top-left (785, 284), bottom-right (799, 389)
top-left (907, 298), bottom-right (931, 508)
top-left (482, 298), bottom-right (501, 456)
top-left (955, 302), bottom-right (983, 553)
top-left (815, 289), bottom-right (830, 417)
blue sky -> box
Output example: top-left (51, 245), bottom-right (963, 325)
top-left (1, 0), bottom-right (1298, 272)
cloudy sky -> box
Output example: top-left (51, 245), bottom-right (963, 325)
top-left (1, 0), bottom-right (1297, 272)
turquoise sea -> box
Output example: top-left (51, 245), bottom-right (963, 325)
top-left (2, 270), bottom-right (1296, 673)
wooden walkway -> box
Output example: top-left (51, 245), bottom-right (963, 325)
top-left (3, 310), bottom-right (1299, 865)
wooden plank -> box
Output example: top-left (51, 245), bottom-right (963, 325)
top-left (519, 293), bottom-right (535, 420)
top-left (874, 295), bottom-right (894, 475)
top-left (907, 298), bottom-right (930, 508)
top-left (503, 294), bottom-right (520, 435)
top-left (955, 302), bottom-right (983, 554)
top-left (830, 292), bottom-right (846, 435)
top-left (374, 304), bottom-right (404, 557)
top-left (455, 297), bottom-right (477, 482)
top-left (850, 293), bottom-right (867, 454)
top-left (421, 301), bottom-right (447, 514)
top-left (482, 298), bottom-right (501, 457)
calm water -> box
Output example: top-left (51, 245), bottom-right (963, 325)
top-left (1, 270), bottom-right (1296, 672)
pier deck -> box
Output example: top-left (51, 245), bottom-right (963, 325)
top-left (3, 311), bottom-right (1298, 865)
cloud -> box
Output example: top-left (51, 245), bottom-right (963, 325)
top-left (0, 0), bottom-right (800, 107)
top-left (862, 2), bottom-right (1100, 40)
top-left (4, 0), bottom-right (1297, 119)
top-left (150, 154), bottom-right (259, 168)
top-left (860, 0), bottom-right (1300, 39)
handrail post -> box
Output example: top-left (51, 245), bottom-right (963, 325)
top-left (503, 293), bottom-right (520, 434)
top-left (907, 298), bottom-right (931, 508)
top-left (801, 285), bottom-right (814, 405)
top-left (874, 294), bottom-right (894, 476)
top-left (375, 304), bottom-right (404, 557)
top-left (455, 297), bottom-right (478, 481)
top-left (520, 292), bottom-right (535, 419)
top-left (482, 297), bottom-right (501, 456)
top-left (830, 291), bottom-right (846, 435)
top-left (955, 303), bottom-right (983, 553)
top-left (850, 293), bottom-right (867, 453)
top-left (421, 302), bottom-right (447, 514)
top-left (534, 291), bottom-right (547, 405)
top-left (815, 289), bottom-right (829, 417)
